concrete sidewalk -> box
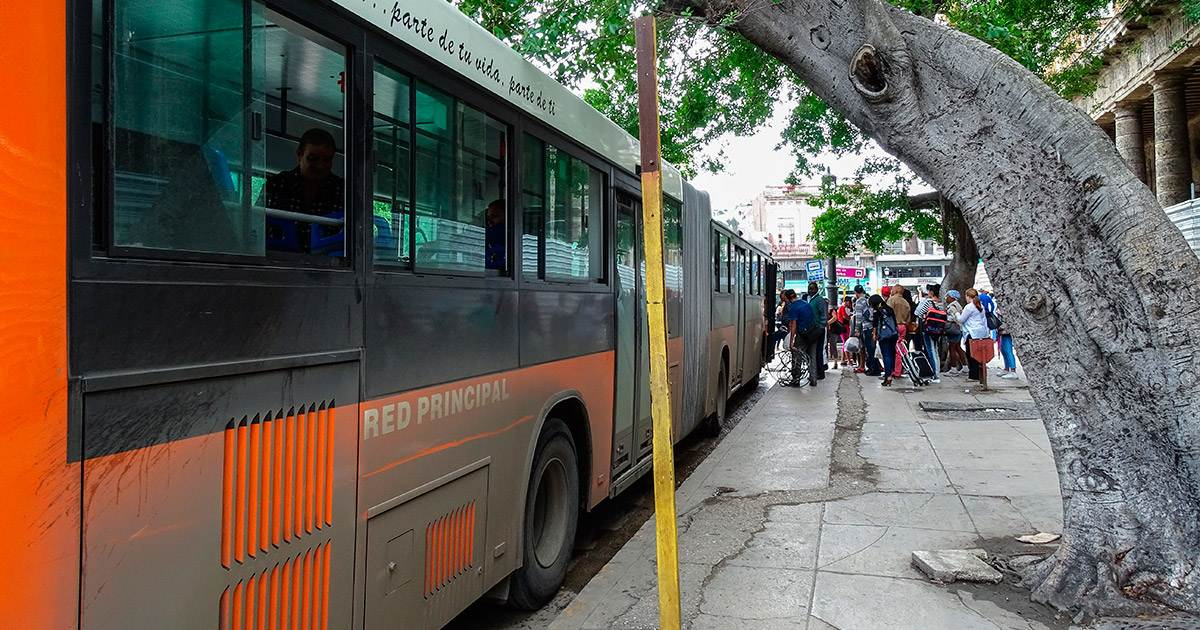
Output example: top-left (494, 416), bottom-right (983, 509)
top-left (548, 365), bottom-right (1068, 630)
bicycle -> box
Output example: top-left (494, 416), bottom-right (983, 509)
top-left (766, 323), bottom-right (811, 387)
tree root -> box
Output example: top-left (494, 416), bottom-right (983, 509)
top-left (1023, 548), bottom-right (1196, 621)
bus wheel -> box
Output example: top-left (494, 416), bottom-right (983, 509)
top-left (703, 365), bottom-right (728, 437)
top-left (509, 418), bottom-right (580, 610)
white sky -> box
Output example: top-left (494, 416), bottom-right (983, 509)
top-left (690, 107), bottom-right (933, 215)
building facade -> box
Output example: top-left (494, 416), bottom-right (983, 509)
top-left (749, 184), bottom-right (822, 246)
top-left (1075, 2), bottom-right (1200, 255)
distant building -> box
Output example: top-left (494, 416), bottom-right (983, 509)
top-left (875, 235), bottom-right (951, 293)
top-left (750, 185), bottom-right (952, 294)
top-left (749, 184), bottom-right (822, 252)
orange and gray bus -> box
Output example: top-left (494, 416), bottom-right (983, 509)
top-left (2, 1), bottom-right (775, 628)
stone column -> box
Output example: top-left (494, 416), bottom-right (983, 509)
top-left (1114, 101), bottom-right (1147, 183)
top-left (1152, 71), bottom-right (1194, 206)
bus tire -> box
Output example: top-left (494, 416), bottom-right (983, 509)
top-left (509, 418), bottom-right (580, 610)
top-left (703, 365), bottom-right (728, 437)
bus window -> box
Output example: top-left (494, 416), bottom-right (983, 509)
top-left (712, 231), bottom-right (722, 293)
top-left (372, 62), bottom-right (413, 266)
top-left (547, 147), bottom-right (603, 281)
top-left (720, 234), bottom-right (730, 293)
top-left (750, 254), bottom-right (758, 295)
top-left (742, 249), bottom-right (751, 294)
top-left (754, 254), bottom-right (760, 295)
top-left (756, 254), bottom-right (763, 295)
top-left (107, 1), bottom-right (349, 260)
top-left (521, 134), bottom-right (546, 279)
top-left (256, 14), bottom-right (347, 259)
top-left (663, 197), bottom-right (683, 292)
top-left (523, 139), bottom-right (604, 282)
top-left (413, 83), bottom-right (508, 275)
top-left (663, 197), bottom-right (683, 336)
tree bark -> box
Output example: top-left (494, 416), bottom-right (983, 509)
top-left (663, 0), bottom-right (1200, 616)
top-left (940, 198), bottom-right (978, 297)
top-left (908, 191), bottom-right (978, 296)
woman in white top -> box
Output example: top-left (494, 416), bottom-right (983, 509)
top-left (958, 288), bottom-right (994, 388)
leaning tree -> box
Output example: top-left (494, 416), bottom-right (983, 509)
top-left (661, 0), bottom-right (1200, 615)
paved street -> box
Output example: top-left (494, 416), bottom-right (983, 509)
top-left (547, 363), bottom-right (1072, 630)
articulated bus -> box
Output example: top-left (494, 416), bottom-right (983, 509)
top-left (2, 1), bottom-right (776, 628)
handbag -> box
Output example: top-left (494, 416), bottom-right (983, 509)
top-left (878, 312), bottom-right (899, 340)
top-left (985, 310), bottom-right (1003, 331)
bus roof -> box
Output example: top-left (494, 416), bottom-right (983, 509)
top-left (334, 0), bottom-right (685, 200)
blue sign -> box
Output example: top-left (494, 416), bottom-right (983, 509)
top-left (805, 260), bottom-right (825, 282)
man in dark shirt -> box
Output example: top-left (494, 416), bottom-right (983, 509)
top-left (783, 289), bottom-right (820, 387)
top-left (805, 282), bottom-right (830, 380)
top-left (485, 199), bottom-right (507, 272)
top-left (263, 128), bottom-right (344, 253)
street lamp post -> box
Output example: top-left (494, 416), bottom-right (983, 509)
top-left (821, 173), bottom-right (838, 308)
top-left (822, 172), bottom-right (838, 372)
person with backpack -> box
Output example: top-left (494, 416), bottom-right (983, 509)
top-left (914, 283), bottom-right (947, 383)
top-left (870, 294), bottom-right (900, 387)
top-left (987, 292), bottom-right (1018, 378)
top-left (943, 290), bottom-right (967, 373)
top-left (782, 289), bottom-right (820, 387)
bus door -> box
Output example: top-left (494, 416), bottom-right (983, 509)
top-left (612, 193), bottom-right (654, 479)
top-left (764, 261), bottom-right (779, 362)
top-left (734, 246), bottom-right (747, 385)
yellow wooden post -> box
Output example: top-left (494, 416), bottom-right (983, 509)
top-left (634, 14), bottom-right (681, 630)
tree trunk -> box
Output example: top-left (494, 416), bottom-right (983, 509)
top-left (941, 198), bottom-right (978, 297)
top-left (664, 0), bottom-right (1200, 616)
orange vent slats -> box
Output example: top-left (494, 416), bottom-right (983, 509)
top-left (291, 548), bottom-right (302, 628)
top-left (245, 575), bottom-right (257, 630)
top-left (284, 410), bottom-right (296, 543)
top-left (301, 549), bottom-right (312, 630)
top-left (267, 565), bottom-right (279, 630)
top-left (220, 402), bottom-right (335, 568)
top-left (248, 417), bottom-right (261, 558)
top-left (423, 501), bottom-right (476, 598)
top-left (324, 406), bottom-right (335, 526)
top-left (320, 543), bottom-right (331, 630)
top-left (272, 412), bottom-right (284, 548)
top-left (259, 413), bottom-right (273, 554)
top-left (305, 405), bottom-right (317, 536)
top-left (231, 581), bottom-right (244, 630)
top-left (293, 409), bottom-right (304, 541)
top-left (222, 422), bottom-right (236, 568)
top-left (280, 558), bottom-right (292, 630)
top-left (220, 541), bottom-right (332, 630)
top-left (314, 404), bottom-right (327, 535)
top-left (235, 421), bottom-right (249, 564)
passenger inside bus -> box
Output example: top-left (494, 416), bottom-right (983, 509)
top-left (261, 129), bottom-right (345, 254)
top-left (485, 199), bottom-right (507, 271)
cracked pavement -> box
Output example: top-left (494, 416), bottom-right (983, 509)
top-left (547, 366), bottom-right (1070, 630)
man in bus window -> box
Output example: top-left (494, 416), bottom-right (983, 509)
top-left (485, 199), bottom-right (506, 271)
top-left (262, 128), bottom-right (345, 253)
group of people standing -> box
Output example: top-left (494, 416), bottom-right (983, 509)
top-left (777, 281), bottom-right (1018, 389)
